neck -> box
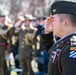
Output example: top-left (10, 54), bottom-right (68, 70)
top-left (61, 27), bottom-right (76, 38)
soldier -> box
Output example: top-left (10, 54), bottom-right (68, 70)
top-left (0, 15), bottom-right (14, 75)
top-left (14, 16), bottom-right (36, 75)
top-left (40, 1), bottom-right (76, 75)
top-left (33, 17), bottom-right (47, 73)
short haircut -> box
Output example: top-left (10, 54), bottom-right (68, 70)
top-left (58, 14), bottom-right (76, 27)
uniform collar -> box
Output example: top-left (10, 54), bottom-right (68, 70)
top-left (48, 32), bottom-right (76, 54)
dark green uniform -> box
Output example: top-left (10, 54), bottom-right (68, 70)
top-left (0, 27), bottom-right (14, 75)
top-left (15, 29), bottom-right (34, 75)
top-left (41, 30), bottom-right (76, 75)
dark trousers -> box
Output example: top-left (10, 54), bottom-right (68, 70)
top-left (4, 60), bottom-right (10, 75)
top-left (20, 57), bottom-right (34, 75)
top-left (0, 48), bottom-right (5, 75)
top-left (38, 63), bottom-right (44, 72)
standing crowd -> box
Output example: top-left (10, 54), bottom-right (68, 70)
top-left (0, 1), bottom-right (76, 75)
top-left (0, 13), bottom-right (48, 75)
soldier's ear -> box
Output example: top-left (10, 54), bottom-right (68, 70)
top-left (62, 19), bottom-right (69, 28)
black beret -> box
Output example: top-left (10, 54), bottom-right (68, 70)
top-left (51, 1), bottom-right (76, 16)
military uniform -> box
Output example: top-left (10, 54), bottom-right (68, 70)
top-left (15, 28), bottom-right (34, 75)
top-left (40, 1), bottom-right (76, 75)
top-left (41, 30), bottom-right (76, 75)
top-left (0, 26), bottom-right (14, 75)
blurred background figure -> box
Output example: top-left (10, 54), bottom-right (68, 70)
top-left (31, 16), bottom-right (48, 75)
top-left (10, 36), bottom-right (19, 68)
top-left (13, 15), bottom-right (37, 75)
top-left (0, 13), bottom-right (15, 75)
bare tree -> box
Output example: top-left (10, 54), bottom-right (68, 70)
top-left (28, 0), bottom-right (46, 17)
top-left (0, 0), bottom-right (65, 21)
top-left (9, 0), bottom-right (22, 20)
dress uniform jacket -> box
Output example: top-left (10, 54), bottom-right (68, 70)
top-left (0, 26), bottom-right (14, 75)
top-left (41, 30), bottom-right (76, 75)
top-left (14, 29), bottom-right (34, 75)
top-left (16, 29), bottom-right (33, 60)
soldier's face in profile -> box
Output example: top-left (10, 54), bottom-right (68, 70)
top-left (53, 14), bottom-right (63, 37)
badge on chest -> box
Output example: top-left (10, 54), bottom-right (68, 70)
top-left (49, 48), bottom-right (61, 63)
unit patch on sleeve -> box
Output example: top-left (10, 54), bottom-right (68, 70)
top-left (69, 36), bottom-right (76, 58)
top-left (70, 36), bottom-right (76, 47)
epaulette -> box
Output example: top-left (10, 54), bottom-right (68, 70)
top-left (48, 33), bottom-right (76, 54)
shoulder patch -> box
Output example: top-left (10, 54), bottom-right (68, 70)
top-left (69, 35), bottom-right (76, 58)
top-left (69, 50), bottom-right (76, 58)
top-left (70, 36), bottom-right (76, 47)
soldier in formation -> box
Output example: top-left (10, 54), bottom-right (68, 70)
top-left (14, 15), bottom-right (37, 75)
top-left (40, 1), bottom-right (76, 75)
top-left (0, 14), bottom-right (14, 75)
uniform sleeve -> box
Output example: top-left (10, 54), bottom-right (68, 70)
top-left (61, 43), bottom-right (76, 75)
top-left (7, 27), bottom-right (15, 53)
top-left (40, 29), bottom-right (54, 52)
top-left (7, 27), bottom-right (15, 37)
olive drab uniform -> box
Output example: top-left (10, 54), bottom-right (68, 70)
top-left (14, 28), bottom-right (35, 75)
top-left (18, 29), bottom-right (33, 60)
top-left (0, 26), bottom-right (14, 75)
top-left (41, 31), bottom-right (76, 75)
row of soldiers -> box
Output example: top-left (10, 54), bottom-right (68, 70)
top-left (0, 14), bottom-right (48, 75)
